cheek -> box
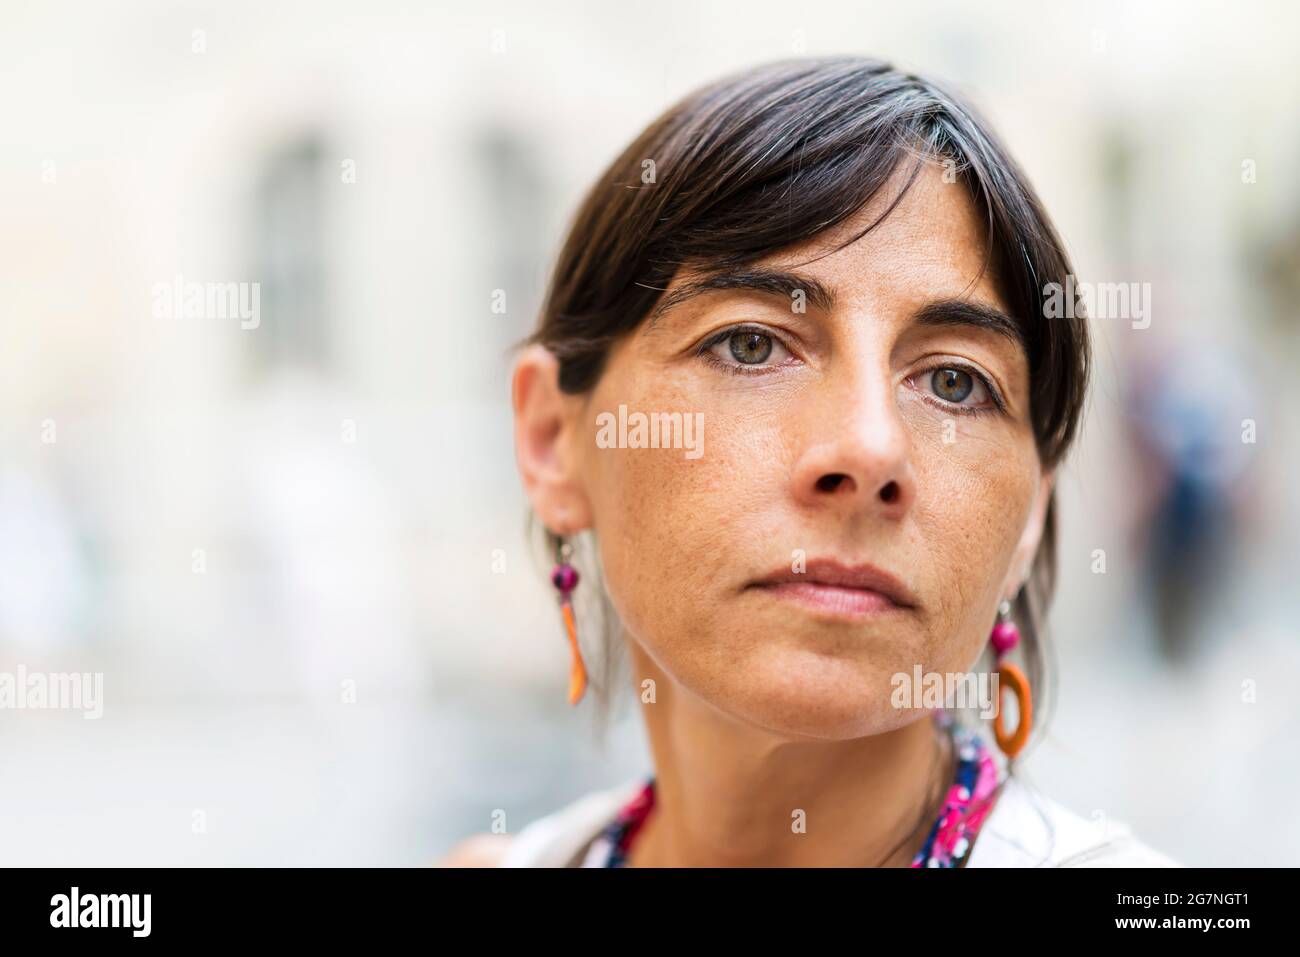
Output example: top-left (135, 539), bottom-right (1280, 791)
top-left (580, 369), bottom-right (755, 628)
top-left (909, 422), bottom-right (1039, 664)
top-left (579, 361), bottom-right (800, 702)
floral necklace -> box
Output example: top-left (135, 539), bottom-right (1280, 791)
top-left (581, 713), bottom-right (1001, 868)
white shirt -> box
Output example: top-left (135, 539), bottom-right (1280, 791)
top-left (498, 773), bottom-right (1181, 867)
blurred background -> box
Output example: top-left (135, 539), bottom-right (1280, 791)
top-left (1, 0), bottom-right (1297, 865)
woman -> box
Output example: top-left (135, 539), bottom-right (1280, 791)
top-left (447, 57), bottom-right (1179, 867)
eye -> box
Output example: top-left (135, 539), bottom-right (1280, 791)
top-left (699, 325), bottom-right (793, 372)
top-left (912, 363), bottom-right (1002, 413)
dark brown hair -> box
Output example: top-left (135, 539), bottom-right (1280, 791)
top-left (528, 56), bottom-right (1090, 756)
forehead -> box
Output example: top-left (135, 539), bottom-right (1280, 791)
top-left (745, 162), bottom-right (1003, 315)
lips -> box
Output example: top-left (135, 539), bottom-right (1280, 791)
top-left (748, 559), bottom-right (917, 618)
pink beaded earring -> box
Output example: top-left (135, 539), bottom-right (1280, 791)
top-left (551, 537), bottom-right (587, 706)
top-left (990, 598), bottom-right (1032, 759)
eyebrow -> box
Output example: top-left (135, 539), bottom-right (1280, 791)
top-left (914, 299), bottom-right (1026, 350)
top-left (645, 266), bottom-right (1025, 350)
top-left (646, 267), bottom-right (836, 324)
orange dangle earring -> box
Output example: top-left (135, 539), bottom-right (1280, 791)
top-left (551, 537), bottom-right (587, 706)
top-left (990, 598), bottom-right (1032, 759)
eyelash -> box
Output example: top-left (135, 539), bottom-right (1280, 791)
top-left (696, 325), bottom-right (1006, 415)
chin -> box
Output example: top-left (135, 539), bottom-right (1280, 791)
top-left (689, 643), bottom-right (932, 741)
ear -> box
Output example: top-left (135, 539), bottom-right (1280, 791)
top-left (511, 344), bottom-right (592, 535)
top-left (1002, 469), bottom-right (1053, 604)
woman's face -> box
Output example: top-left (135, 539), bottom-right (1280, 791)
top-left (524, 162), bottom-right (1050, 740)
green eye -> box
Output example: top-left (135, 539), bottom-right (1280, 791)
top-left (729, 331), bottom-right (773, 364)
top-left (700, 324), bottom-right (793, 373)
top-left (931, 368), bottom-right (973, 403)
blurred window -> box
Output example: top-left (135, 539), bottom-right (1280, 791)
top-left (251, 135), bottom-right (330, 371)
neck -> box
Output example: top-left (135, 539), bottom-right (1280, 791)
top-left (623, 639), bottom-right (954, 868)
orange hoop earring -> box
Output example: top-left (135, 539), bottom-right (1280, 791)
top-left (989, 599), bottom-right (1033, 759)
top-left (551, 537), bottom-right (587, 706)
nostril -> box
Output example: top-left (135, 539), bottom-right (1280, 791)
top-left (879, 480), bottom-right (900, 504)
top-left (816, 473), bottom-right (848, 493)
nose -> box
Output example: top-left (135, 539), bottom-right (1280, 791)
top-left (790, 368), bottom-right (916, 518)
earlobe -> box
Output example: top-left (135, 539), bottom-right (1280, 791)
top-left (511, 344), bottom-right (592, 535)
